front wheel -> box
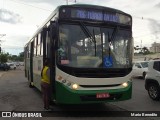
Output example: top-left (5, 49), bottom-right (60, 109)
top-left (148, 84), bottom-right (160, 101)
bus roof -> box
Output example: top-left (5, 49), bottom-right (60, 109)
top-left (59, 4), bottom-right (131, 16)
top-left (25, 4), bottom-right (131, 47)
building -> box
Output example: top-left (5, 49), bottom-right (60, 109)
top-left (150, 42), bottom-right (160, 53)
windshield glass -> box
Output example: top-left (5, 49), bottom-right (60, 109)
top-left (58, 24), bottom-right (132, 68)
top-left (141, 62), bottom-right (148, 68)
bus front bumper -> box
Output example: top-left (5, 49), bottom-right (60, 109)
top-left (54, 81), bottom-right (132, 104)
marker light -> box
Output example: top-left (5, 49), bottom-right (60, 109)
top-left (67, 82), bottom-right (71, 86)
top-left (62, 80), bottom-right (66, 83)
top-left (57, 76), bottom-right (63, 81)
top-left (122, 82), bottom-right (128, 87)
top-left (72, 84), bottom-right (78, 90)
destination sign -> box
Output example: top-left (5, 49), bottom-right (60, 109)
top-left (70, 9), bottom-right (131, 25)
top-left (60, 8), bottom-right (131, 25)
top-left (72, 10), bottom-right (119, 23)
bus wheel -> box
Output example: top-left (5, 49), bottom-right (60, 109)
top-left (29, 82), bottom-right (34, 88)
top-left (50, 100), bottom-right (57, 104)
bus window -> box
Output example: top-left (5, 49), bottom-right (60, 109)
top-left (37, 34), bottom-right (41, 56)
top-left (58, 24), bottom-right (132, 68)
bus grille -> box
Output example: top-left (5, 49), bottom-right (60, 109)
top-left (79, 84), bottom-right (121, 88)
top-left (73, 69), bottom-right (130, 78)
top-left (57, 65), bottom-right (132, 78)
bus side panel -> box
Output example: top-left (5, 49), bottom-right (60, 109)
top-left (26, 58), bottom-right (30, 80)
top-left (33, 56), bottom-right (43, 91)
top-left (29, 41), bottom-right (34, 85)
top-left (55, 81), bottom-right (132, 104)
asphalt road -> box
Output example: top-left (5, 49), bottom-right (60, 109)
top-left (0, 69), bottom-right (159, 120)
top-left (111, 77), bottom-right (160, 111)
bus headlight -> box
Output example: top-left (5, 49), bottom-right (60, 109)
top-left (122, 82), bottom-right (128, 87)
top-left (72, 84), bottom-right (79, 90)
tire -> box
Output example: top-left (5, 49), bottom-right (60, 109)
top-left (143, 72), bottom-right (146, 80)
top-left (148, 83), bottom-right (160, 101)
top-left (50, 100), bottom-right (57, 106)
top-left (29, 82), bottom-right (34, 88)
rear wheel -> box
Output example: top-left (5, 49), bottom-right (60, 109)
top-left (29, 82), bottom-right (34, 88)
top-left (148, 83), bottom-right (160, 101)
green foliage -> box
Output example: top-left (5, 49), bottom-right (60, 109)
top-left (0, 52), bottom-right (9, 63)
top-left (10, 52), bottom-right (24, 61)
top-left (0, 52), bottom-right (24, 63)
top-left (134, 46), bottom-right (151, 55)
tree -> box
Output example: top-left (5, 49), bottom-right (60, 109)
top-left (134, 45), bottom-right (140, 50)
top-left (19, 52), bottom-right (24, 58)
top-left (0, 52), bottom-right (9, 63)
top-left (142, 47), bottom-right (150, 54)
top-left (134, 45), bottom-right (150, 55)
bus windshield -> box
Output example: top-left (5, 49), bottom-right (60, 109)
top-left (58, 24), bottom-right (132, 68)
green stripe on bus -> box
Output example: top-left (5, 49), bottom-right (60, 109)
top-left (54, 81), bottom-right (132, 104)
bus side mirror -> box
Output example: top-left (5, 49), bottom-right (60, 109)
top-left (50, 21), bottom-right (58, 50)
top-left (50, 21), bottom-right (56, 40)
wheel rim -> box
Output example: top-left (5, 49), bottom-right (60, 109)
top-left (149, 86), bottom-right (158, 99)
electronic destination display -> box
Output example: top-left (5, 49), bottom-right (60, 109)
top-left (72, 10), bottom-right (119, 23)
top-left (60, 8), bottom-right (131, 25)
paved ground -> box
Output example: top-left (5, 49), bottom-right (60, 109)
top-left (0, 71), bottom-right (6, 77)
top-left (0, 70), bottom-right (159, 120)
top-left (0, 66), bottom-right (24, 78)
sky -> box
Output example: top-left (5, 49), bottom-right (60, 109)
top-left (0, 0), bottom-right (160, 55)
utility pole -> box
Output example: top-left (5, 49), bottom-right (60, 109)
top-left (75, 0), bottom-right (76, 3)
top-left (0, 34), bottom-right (6, 53)
top-left (66, 0), bottom-right (68, 5)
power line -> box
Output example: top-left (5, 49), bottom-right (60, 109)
top-left (8, 0), bottom-right (52, 12)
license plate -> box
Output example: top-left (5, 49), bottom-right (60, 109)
top-left (96, 93), bottom-right (110, 98)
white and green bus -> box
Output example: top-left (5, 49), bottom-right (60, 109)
top-left (24, 4), bottom-right (133, 104)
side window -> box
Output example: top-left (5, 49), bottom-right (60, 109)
top-left (28, 43), bottom-right (31, 58)
top-left (34, 37), bottom-right (37, 56)
top-left (153, 61), bottom-right (160, 71)
top-left (46, 31), bottom-right (50, 58)
top-left (37, 33), bottom-right (41, 56)
top-left (135, 63), bottom-right (141, 68)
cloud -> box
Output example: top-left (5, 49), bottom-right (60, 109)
top-left (5, 35), bottom-right (29, 46)
top-left (20, 0), bottom-right (61, 5)
top-left (0, 9), bottom-right (22, 24)
top-left (2, 35), bottom-right (29, 55)
top-left (155, 3), bottom-right (160, 8)
top-left (148, 18), bottom-right (160, 39)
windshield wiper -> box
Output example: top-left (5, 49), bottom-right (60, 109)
top-left (92, 29), bottom-right (96, 56)
top-left (108, 26), bottom-right (119, 58)
top-left (110, 26), bottom-right (119, 42)
top-left (79, 22), bottom-right (96, 56)
top-left (79, 22), bottom-right (94, 41)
